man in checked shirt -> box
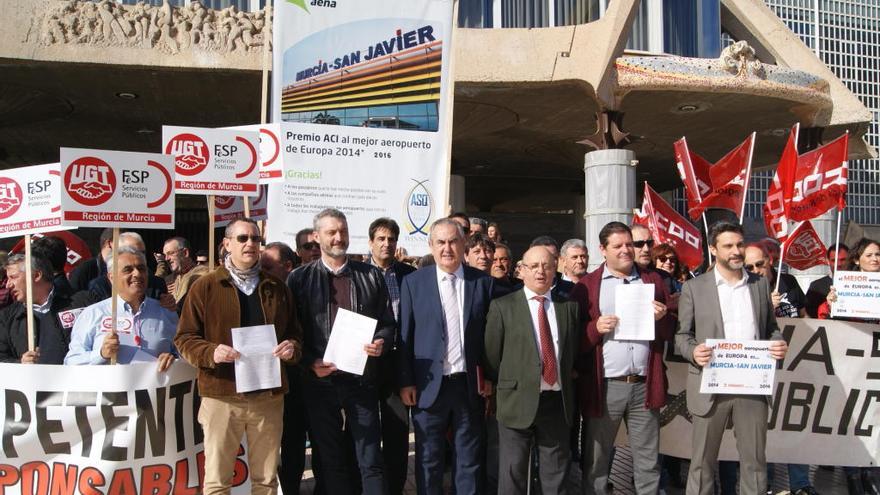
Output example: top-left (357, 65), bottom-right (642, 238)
top-left (367, 217), bottom-right (416, 495)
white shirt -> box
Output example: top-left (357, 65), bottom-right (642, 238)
top-left (599, 265), bottom-right (650, 377)
top-left (714, 268), bottom-right (758, 340)
top-left (523, 287), bottom-right (561, 391)
top-left (436, 264), bottom-right (466, 374)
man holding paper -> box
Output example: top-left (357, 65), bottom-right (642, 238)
top-left (287, 208), bottom-right (395, 495)
top-left (570, 221), bottom-right (671, 495)
top-left (675, 221), bottom-right (787, 495)
top-left (175, 218), bottom-right (302, 495)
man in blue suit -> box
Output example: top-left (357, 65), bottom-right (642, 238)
top-left (398, 218), bottom-right (495, 495)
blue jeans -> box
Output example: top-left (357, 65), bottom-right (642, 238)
top-left (768, 464), bottom-right (811, 491)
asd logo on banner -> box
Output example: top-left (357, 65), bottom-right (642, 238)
top-left (404, 179), bottom-right (433, 236)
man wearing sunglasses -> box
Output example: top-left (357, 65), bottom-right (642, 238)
top-left (743, 243), bottom-right (806, 318)
top-left (175, 218), bottom-right (303, 495)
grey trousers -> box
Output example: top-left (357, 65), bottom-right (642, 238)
top-left (687, 395), bottom-right (768, 495)
top-left (498, 391), bottom-right (571, 495)
top-left (583, 380), bottom-right (660, 495)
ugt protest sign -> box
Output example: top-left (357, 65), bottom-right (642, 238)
top-left (0, 164), bottom-right (70, 238)
top-left (228, 124), bottom-right (284, 183)
top-left (59, 149), bottom-right (175, 229)
top-left (0, 362), bottom-right (256, 494)
top-left (271, 0), bottom-right (454, 255)
top-left (163, 126), bottom-right (260, 196)
top-left (213, 185), bottom-right (268, 227)
top-left (657, 318), bottom-right (880, 466)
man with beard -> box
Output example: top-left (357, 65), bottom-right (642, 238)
top-left (676, 221), bottom-right (788, 495)
top-left (466, 233), bottom-right (495, 274)
top-left (288, 209), bottom-right (395, 495)
top-left (175, 218), bottom-right (301, 495)
top-left (560, 238), bottom-right (589, 284)
top-left (66, 247), bottom-right (178, 370)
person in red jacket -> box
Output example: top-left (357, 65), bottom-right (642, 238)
top-left (570, 221), bottom-right (672, 495)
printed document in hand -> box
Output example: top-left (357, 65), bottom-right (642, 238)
top-left (231, 324), bottom-right (280, 393)
top-left (613, 283), bottom-right (655, 340)
top-left (324, 309), bottom-right (377, 375)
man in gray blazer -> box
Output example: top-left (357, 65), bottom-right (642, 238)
top-left (484, 246), bottom-right (581, 494)
top-left (676, 221), bottom-right (788, 495)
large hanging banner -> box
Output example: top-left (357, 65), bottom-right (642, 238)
top-left (271, 0), bottom-right (454, 255)
top-left (0, 163), bottom-right (71, 237)
top-left (656, 318), bottom-right (880, 466)
top-left (0, 362), bottom-right (254, 494)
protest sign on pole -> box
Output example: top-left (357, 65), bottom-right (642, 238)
top-left (270, 0), bottom-right (455, 255)
top-left (0, 362), bottom-right (255, 494)
top-left (831, 270), bottom-right (880, 320)
top-left (59, 148), bottom-right (176, 229)
top-left (214, 185), bottom-right (268, 228)
top-left (162, 126), bottom-right (261, 197)
top-left (656, 318), bottom-right (880, 466)
top-left (228, 124), bottom-right (285, 184)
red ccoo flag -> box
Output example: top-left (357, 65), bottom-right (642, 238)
top-left (675, 134), bottom-right (755, 221)
top-left (782, 221), bottom-right (829, 270)
top-left (763, 124), bottom-right (800, 242)
top-left (789, 132), bottom-right (849, 221)
top-left (638, 182), bottom-right (704, 270)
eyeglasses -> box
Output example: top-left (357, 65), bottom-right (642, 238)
top-left (523, 263), bottom-right (555, 273)
top-left (633, 240), bottom-right (655, 249)
top-left (302, 241), bottom-right (319, 250)
top-left (657, 255), bottom-right (677, 263)
top-left (229, 234), bottom-right (263, 244)
top-left (744, 260), bottom-right (766, 271)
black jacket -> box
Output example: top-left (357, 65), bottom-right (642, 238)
top-left (0, 291), bottom-right (92, 364)
top-left (287, 259), bottom-right (396, 383)
top-left (69, 257), bottom-right (105, 292)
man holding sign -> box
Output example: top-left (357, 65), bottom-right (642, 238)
top-left (676, 221), bottom-right (788, 495)
top-left (175, 218), bottom-right (302, 495)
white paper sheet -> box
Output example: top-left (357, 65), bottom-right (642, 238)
top-left (613, 283), bottom-right (655, 341)
top-left (323, 309), bottom-right (377, 376)
top-left (231, 324), bottom-right (280, 393)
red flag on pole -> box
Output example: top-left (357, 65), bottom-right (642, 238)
top-left (763, 124), bottom-right (800, 242)
top-left (638, 182), bottom-right (704, 270)
top-left (675, 134), bottom-right (755, 221)
top-left (782, 221), bottom-right (829, 270)
top-left (789, 132), bottom-right (849, 221)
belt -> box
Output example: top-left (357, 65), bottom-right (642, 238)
top-left (443, 372), bottom-right (467, 381)
top-left (607, 374), bottom-right (645, 383)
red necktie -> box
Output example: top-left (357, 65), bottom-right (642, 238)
top-left (532, 296), bottom-right (558, 386)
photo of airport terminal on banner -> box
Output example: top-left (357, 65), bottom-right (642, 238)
top-left (280, 19), bottom-right (442, 133)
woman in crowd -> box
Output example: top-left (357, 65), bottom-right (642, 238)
top-left (821, 237), bottom-right (880, 495)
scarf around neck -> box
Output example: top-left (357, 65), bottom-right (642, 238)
top-left (224, 255), bottom-right (261, 295)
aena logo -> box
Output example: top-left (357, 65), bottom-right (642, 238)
top-left (65, 157), bottom-right (116, 206)
top-left (166, 133), bottom-right (210, 176)
top-left (0, 177), bottom-right (23, 220)
top-left (286, 0), bottom-right (337, 12)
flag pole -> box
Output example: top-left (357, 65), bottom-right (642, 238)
top-left (109, 228), bottom-right (120, 365)
top-left (739, 132), bottom-right (756, 224)
top-left (702, 212), bottom-right (713, 264)
top-left (833, 208), bottom-right (842, 279)
top-left (24, 234), bottom-right (35, 353)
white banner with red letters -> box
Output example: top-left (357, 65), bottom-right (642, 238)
top-left (213, 185), bottom-right (268, 227)
top-left (0, 362), bottom-right (256, 494)
top-left (59, 149), bottom-right (175, 229)
top-left (162, 126), bottom-right (260, 196)
top-left (654, 318), bottom-right (880, 466)
top-left (0, 163), bottom-right (72, 238)
top-left (228, 124), bottom-right (284, 184)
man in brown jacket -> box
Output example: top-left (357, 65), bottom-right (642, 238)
top-left (175, 218), bottom-right (302, 495)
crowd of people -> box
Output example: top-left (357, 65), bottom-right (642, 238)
top-left (0, 210), bottom-right (878, 495)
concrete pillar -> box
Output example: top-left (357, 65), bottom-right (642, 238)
top-left (449, 174), bottom-right (466, 214)
top-left (789, 208), bottom-right (838, 292)
top-left (584, 149), bottom-right (637, 271)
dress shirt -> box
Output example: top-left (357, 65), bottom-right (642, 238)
top-left (522, 287), bottom-right (561, 391)
top-left (371, 260), bottom-right (400, 321)
top-left (599, 265), bottom-right (650, 377)
top-left (436, 264), bottom-right (466, 374)
top-left (714, 268), bottom-right (757, 340)
top-left (321, 258), bottom-right (349, 275)
top-left (32, 289), bottom-right (54, 315)
top-left (65, 296), bottom-right (179, 365)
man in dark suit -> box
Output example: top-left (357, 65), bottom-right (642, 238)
top-left (805, 243), bottom-right (848, 317)
top-left (485, 246), bottom-right (581, 494)
top-left (676, 221), bottom-right (788, 495)
top-left (570, 221), bottom-right (672, 495)
top-left (398, 218), bottom-right (495, 495)
top-left (531, 235), bottom-right (575, 300)
top-left (68, 227), bottom-right (113, 292)
top-left (368, 217), bottom-right (416, 495)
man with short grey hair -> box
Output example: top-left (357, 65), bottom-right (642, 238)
top-left (88, 231), bottom-right (172, 306)
top-left (469, 217), bottom-right (488, 235)
top-left (560, 238), bottom-right (589, 284)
